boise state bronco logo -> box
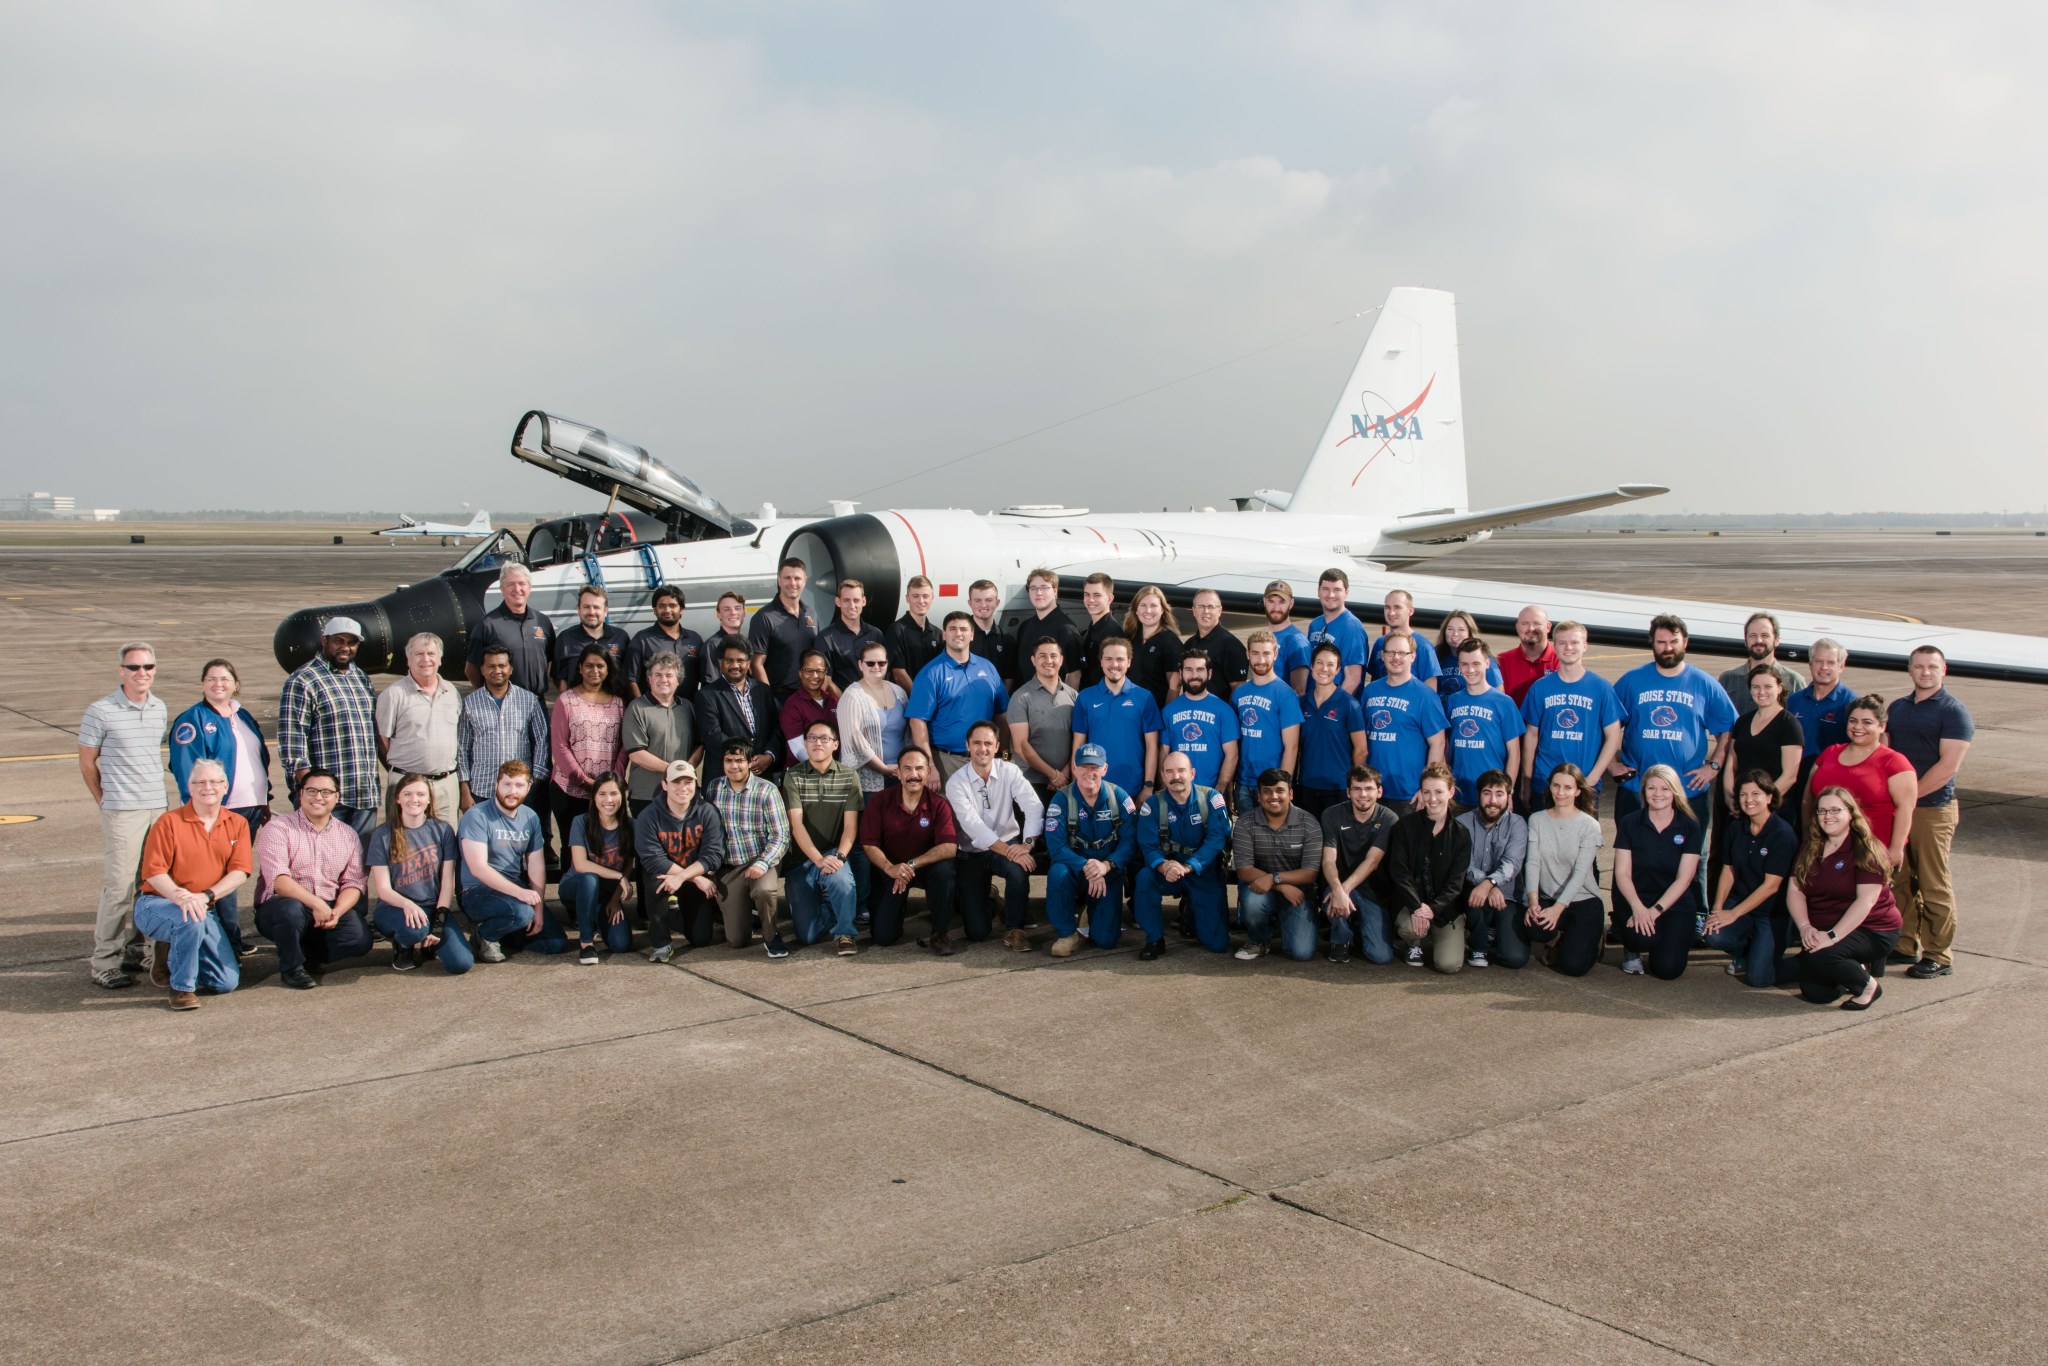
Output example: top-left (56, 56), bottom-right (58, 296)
top-left (1650, 705), bottom-right (1679, 728)
top-left (1178, 720), bottom-right (1206, 745)
top-left (1457, 718), bottom-right (1481, 739)
top-left (1238, 704), bottom-right (1260, 729)
top-left (1555, 707), bottom-right (1579, 730)
top-left (1369, 709), bottom-right (1394, 731)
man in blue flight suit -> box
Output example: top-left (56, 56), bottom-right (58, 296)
top-left (1044, 744), bottom-right (1137, 957)
top-left (1134, 750), bottom-right (1231, 960)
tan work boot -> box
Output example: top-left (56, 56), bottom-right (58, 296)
top-left (1050, 934), bottom-right (1083, 959)
top-left (167, 991), bottom-right (200, 1011)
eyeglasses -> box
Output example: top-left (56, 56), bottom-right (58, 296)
top-left (863, 659), bottom-right (889, 668)
top-left (189, 778), bottom-right (227, 788)
top-left (301, 787), bottom-right (339, 798)
top-left (121, 662), bottom-right (156, 671)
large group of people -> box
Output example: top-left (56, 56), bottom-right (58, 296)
top-left (80, 558), bottom-right (1976, 1017)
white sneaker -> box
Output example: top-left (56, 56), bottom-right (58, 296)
top-left (1406, 944), bottom-right (1425, 968)
top-left (1466, 950), bottom-right (1489, 969)
top-left (477, 938), bottom-right (505, 964)
top-left (1234, 941), bottom-right (1267, 961)
top-left (1621, 952), bottom-right (1645, 975)
top-left (647, 942), bottom-right (676, 964)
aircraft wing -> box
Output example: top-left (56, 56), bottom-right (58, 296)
top-left (1052, 557), bottom-right (2048, 684)
top-left (1377, 485), bottom-right (1669, 545)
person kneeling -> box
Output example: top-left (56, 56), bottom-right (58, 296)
top-left (1513, 764), bottom-right (1605, 975)
top-left (1232, 770), bottom-right (1324, 962)
top-left (633, 760), bottom-right (725, 962)
top-left (1389, 765), bottom-right (1473, 972)
top-left (1454, 769), bottom-right (1526, 969)
top-left (1609, 764), bottom-right (1703, 979)
top-left (1701, 771), bottom-right (1797, 987)
top-left (456, 760), bottom-right (549, 965)
top-left (1046, 745), bottom-right (1137, 957)
top-left (255, 767), bottom-right (371, 990)
top-left (1134, 751), bottom-right (1231, 960)
top-left (132, 759), bottom-right (249, 1009)
top-left (860, 747), bottom-right (961, 952)
top-left (561, 774), bottom-right (636, 964)
top-left (366, 773), bottom-right (471, 975)
top-left (1787, 788), bottom-right (1898, 1009)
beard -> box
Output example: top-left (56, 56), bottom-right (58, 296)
top-left (1748, 643), bottom-right (1773, 661)
top-left (1653, 647), bottom-right (1685, 668)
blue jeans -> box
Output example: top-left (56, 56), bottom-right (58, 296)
top-left (1327, 890), bottom-right (1393, 963)
top-left (1240, 885), bottom-right (1318, 961)
top-left (787, 859), bottom-right (858, 945)
top-left (1047, 863), bottom-right (1127, 946)
top-left (254, 895), bottom-right (374, 975)
top-left (333, 805), bottom-right (380, 842)
top-left (1135, 864), bottom-right (1228, 951)
top-left (133, 893), bottom-right (240, 994)
top-left (1463, 893), bottom-right (1524, 960)
top-left (459, 885), bottom-right (538, 949)
top-left (370, 901), bottom-right (476, 974)
top-left (1703, 912), bottom-right (1776, 987)
top-left (558, 871), bottom-right (633, 953)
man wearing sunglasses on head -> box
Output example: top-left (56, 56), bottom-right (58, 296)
top-left (79, 642), bottom-right (172, 989)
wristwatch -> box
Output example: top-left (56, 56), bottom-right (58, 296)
top-left (203, 891), bottom-right (217, 909)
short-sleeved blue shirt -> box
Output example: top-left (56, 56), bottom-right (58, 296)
top-left (1885, 688), bottom-right (1975, 807)
top-left (906, 652), bottom-right (1011, 753)
top-left (1307, 612), bottom-right (1371, 687)
top-left (1785, 683), bottom-right (1860, 761)
top-left (1522, 671), bottom-right (1626, 792)
top-left (1296, 686), bottom-right (1366, 791)
top-left (1359, 676), bottom-right (1449, 802)
top-left (1160, 693), bottom-right (1239, 789)
top-left (1273, 625), bottom-right (1312, 684)
top-left (1369, 632), bottom-right (1440, 684)
top-left (365, 818), bottom-right (457, 907)
top-left (1232, 678), bottom-right (1304, 788)
top-left (457, 800), bottom-right (544, 890)
top-left (1613, 663), bottom-right (1739, 797)
top-left (1071, 681), bottom-right (1163, 797)
top-left (1445, 688), bottom-right (1524, 806)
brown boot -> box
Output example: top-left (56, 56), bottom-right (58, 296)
top-left (167, 991), bottom-right (200, 1011)
top-left (149, 942), bottom-right (172, 989)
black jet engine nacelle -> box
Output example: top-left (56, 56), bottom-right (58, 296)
top-left (273, 571), bottom-right (491, 681)
top-left (779, 513), bottom-right (903, 626)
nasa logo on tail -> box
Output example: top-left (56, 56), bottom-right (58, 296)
top-left (1334, 375), bottom-right (1434, 486)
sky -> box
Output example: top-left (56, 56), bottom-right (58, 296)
top-left (2, 1), bottom-right (2043, 516)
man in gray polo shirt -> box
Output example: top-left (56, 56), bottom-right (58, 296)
top-left (78, 641), bottom-right (171, 988)
top-left (1007, 636), bottom-right (1078, 804)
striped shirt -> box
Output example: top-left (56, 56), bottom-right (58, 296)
top-left (1231, 805), bottom-right (1324, 876)
top-left (456, 684), bottom-right (550, 795)
top-left (278, 660), bottom-right (379, 809)
top-left (79, 690), bottom-right (170, 811)
top-left (711, 774), bottom-right (790, 873)
top-left (781, 760), bottom-right (864, 859)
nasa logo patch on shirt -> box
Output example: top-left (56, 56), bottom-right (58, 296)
top-left (918, 815), bottom-right (929, 828)
top-left (1834, 859), bottom-right (1846, 870)
top-left (1673, 833), bottom-right (1686, 845)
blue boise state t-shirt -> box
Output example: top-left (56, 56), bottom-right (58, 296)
top-left (457, 801), bottom-right (545, 890)
top-left (1071, 681), bottom-right (1163, 797)
top-left (1523, 671), bottom-right (1626, 792)
top-left (1297, 687), bottom-right (1366, 790)
top-left (1444, 688), bottom-right (1523, 805)
top-left (1232, 677), bottom-right (1304, 788)
top-left (1613, 663), bottom-right (1739, 797)
top-left (1369, 632), bottom-right (1440, 684)
top-left (1307, 612), bottom-right (1370, 686)
top-left (1359, 676), bottom-right (1448, 801)
top-left (365, 818), bottom-right (457, 907)
top-left (1273, 625), bottom-right (1312, 684)
top-left (1160, 693), bottom-right (1239, 789)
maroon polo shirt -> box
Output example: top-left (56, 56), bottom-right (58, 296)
top-left (858, 785), bottom-right (959, 863)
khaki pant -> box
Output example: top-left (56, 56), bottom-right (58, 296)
top-left (383, 769), bottom-right (462, 829)
top-left (92, 805), bottom-right (164, 975)
top-left (1893, 801), bottom-right (1960, 966)
top-left (933, 750), bottom-right (971, 786)
top-left (1397, 908), bottom-right (1467, 974)
top-left (716, 867), bottom-right (785, 948)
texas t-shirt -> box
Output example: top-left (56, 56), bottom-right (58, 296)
top-left (364, 818), bottom-right (457, 907)
top-left (457, 800), bottom-right (544, 890)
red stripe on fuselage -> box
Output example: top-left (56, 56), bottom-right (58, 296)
top-left (888, 511), bottom-right (928, 579)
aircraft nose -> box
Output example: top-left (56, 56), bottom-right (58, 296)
top-left (274, 576), bottom-right (486, 680)
top-left (272, 598), bottom-right (396, 675)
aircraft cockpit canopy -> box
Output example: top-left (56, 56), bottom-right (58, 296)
top-left (509, 410), bottom-right (755, 542)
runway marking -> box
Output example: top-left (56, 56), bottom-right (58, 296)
top-left (1744, 596), bottom-right (1925, 624)
top-left (0, 753), bottom-right (81, 762)
top-left (0, 814), bottom-right (42, 824)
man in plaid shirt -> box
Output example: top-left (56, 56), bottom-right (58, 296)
top-left (277, 619), bottom-right (379, 838)
top-left (708, 739), bottom-right (792, 957)
top-left (457, 645), bottom-right (552, 848)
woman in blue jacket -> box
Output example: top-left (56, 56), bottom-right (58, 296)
top-left (169, 658), bottom-right (273, 832)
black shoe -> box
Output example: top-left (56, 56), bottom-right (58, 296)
top-left (1905, 958), bottom-right (1953, 979)
top-left (391, 945), bottom-right (420, 972)
top-left (1328, 942), bottom-right (1351, 965)
top-left (1138, 940), bottom-right (1165, 962)
top-left (1841, 983), bottom-right (1883, 1011)
top-left (305, 959), bottom-right (331, 976)
top-left (280, 967), bottom-right (319, 990)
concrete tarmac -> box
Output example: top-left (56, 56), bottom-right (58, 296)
top-left (1, 530), bottom-right (2044, 1363)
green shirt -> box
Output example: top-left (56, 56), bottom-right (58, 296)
top-left (781, 761), bottom-right (864, 864)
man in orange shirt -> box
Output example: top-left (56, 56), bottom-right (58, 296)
top-left (133, 758), bottom-right (251, 1009)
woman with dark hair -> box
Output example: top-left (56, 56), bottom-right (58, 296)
top-left (1610, 764), bottom-right (1703, 979)
top-left (778, 650), bottom-right (837, 768)
top-left (365, 773), bottom-right (470, 974)
top-left (1701, 770), bottom-right (1798, 986)
top-left (1806, 694), bottom-right (1916, 868)
top-left (167, 657), bottom-right (272, 955)
top-left (1124, 585), bottom-right (1185, 707)
top-left (1787, 787), bottom-right (1899, 1008)
top-left (1509, 763), bottom-right (1604, 975)
top-left (1295, 641), bottom-right (1366, 817)
top-left (837, 639), bottom-right (908, 795)
top-left (1432, 611), bottom-right (1502, 700)
top-left (548, 643), bottom-right (625, 847)
top-left (560, 773), bottom-right (634, 964)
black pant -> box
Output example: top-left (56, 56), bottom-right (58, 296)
top-left (1800, 926), bottom-right (1898, 1003)
top-left (956, 850), bottom-right (1029, 940)
top-left (255, 895), bottom-right (375, 975)
top-left (1502, 896), bottom-right (1605, 976)
top-left (643, 873), bottom-right (717, 947)
top-left (870, 860), bottom-right (959, 946)
top-left (550, 782), bottom-right (590, 855)
top-left (1296, 787), bottom-right (1342, 819)
top-left (525, 780), bottom-right (556, 867)
top-left (1610, 894), bottom-right (1697, 979)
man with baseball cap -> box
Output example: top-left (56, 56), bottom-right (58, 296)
top-left (633, 758), bottom-right (726, 963)
top-left (1044, 743), bottom-right (1137, 957)
top-left (278, 615), bottom-right (380, 838)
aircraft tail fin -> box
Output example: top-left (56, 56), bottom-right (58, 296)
top-left (468, 510), bottom-right (491, 531)
top-left (1287, 287), bottom-right (1467, 520)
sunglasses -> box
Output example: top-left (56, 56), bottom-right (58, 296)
top-left (862, 659), bottom-right (889, 668)
top-left (121, 662), bottom-right (157, 671)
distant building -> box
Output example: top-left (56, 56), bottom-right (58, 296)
top-left (0, 492), bottom-right (119, 520)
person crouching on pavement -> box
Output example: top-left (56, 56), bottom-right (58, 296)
top-left (132, 758), bottom-right (249, 1009)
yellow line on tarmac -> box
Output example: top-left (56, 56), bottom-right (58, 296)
top-left (0, 753), bottom-right (74, 763)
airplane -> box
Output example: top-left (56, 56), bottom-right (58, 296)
top-left (373, 509), bottom-right (493, 545)
top-left (275, 286), bottom-right (2048, 685)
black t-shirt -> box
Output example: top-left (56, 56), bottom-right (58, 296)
top-left (626, 625), bottom-right (705, 701)
top-left (1078, 614), bottom-right (1128, 690)
top-left (551, 623), bottom-right (633, 688)
top-left (1185, 627), bottom-right (1249, 697)
top-left (886, 613), bottom-right (943, 681)
top-left (1321, 801), bottom-right (1398, 902)
top-left (1614, 810), bottom-right (1705, 912)
top-left (1013, 609), bottom-right (1085, 680)
top-left (1720, 813), bottom-right (1796, 914)
top-left (1730, 706), bottom-right (1804, 784)
top-left (467, 605), bottom-right (556, 698)
top-left (815, 618), bottom-right (885, 691)
top-left (970, 621), bottom-right (1016, 685)
top-left (747, 599), bottom-right (818, 694)
top-left (1129, 630), bottom-right (1184, 709)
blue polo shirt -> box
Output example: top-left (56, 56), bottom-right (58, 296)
top-left (1885, 688), bottom-right (1974, 808)
top-left (906, 651), bottom-right (1010, 753)
top-left (1297, 686), bottom-right (1366, 790)
top-left (1786, 682), bottom-right (1859, 761)
top-left (1445, 687), bottom-right (1524, 805)
top-left (1160, 692), bottom-right (1239, 789)
top-left (1306, 612), bottom-right (1370, 687)
top-left (1368, 632), bottom-right (1440, 684)
top-left (1522, 670), bottom-right (1625, 792)
top-left (1613, 663), bottom-right (1738, 797)
top-left (1359, 676), bottom-right (1448, 801)
top-left (1071, 680), bottom-right (1163, 797)
top-left (1273, 625), bottom-right (1312, 683)
top-left (1232, 677), bottom-right (1303, 789)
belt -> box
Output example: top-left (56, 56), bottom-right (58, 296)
top-left (395, 769), bottom-right (457, 781)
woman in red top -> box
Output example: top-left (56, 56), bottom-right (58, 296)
top-left (1787, 786), bottom-right (1901, 1009)
top-left (778, 652), bottom-right (837, 769)
top-left (1805, 694), bottom-right (1916, 866)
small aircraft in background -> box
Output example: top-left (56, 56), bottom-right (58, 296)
top-left (373, 509), bottom-right (493, 545)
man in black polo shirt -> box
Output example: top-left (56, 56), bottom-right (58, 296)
top-left (749, 557), bottom-right (818, 698)
top-left (702, 591), bottom-right (749, 691)
top-left (967, 579), bottom-right (1018, 688)
top-left (1184, 588), bottom-right (1249, 697)
top-left (465, 563), bottom-right (555, 698)
top-left (628, 585), bottom-right (704, 701)
top-left (888, 576), bottom-right (944, 693)
top-left (1013, 567), bottom-right (1085, 689)
top-left (814, 578), bottom-right (884, 693)
top-left (1077, 573), bottom-right (1125, 691)
top-left (551, 583), bottom-right (631, 689)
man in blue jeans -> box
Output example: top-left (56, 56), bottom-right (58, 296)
top-left (1232, 769), bottom-right (1325, 962)
top-left (457, 759), bottom-right (548, 964)
top-left (1320, 764), bottom-right (1398, 964)
top-left (782, 720), bottom-right (866, 955)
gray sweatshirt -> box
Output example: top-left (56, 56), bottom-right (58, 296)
top-left (1524, 809), bottom-right (1602, 906)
